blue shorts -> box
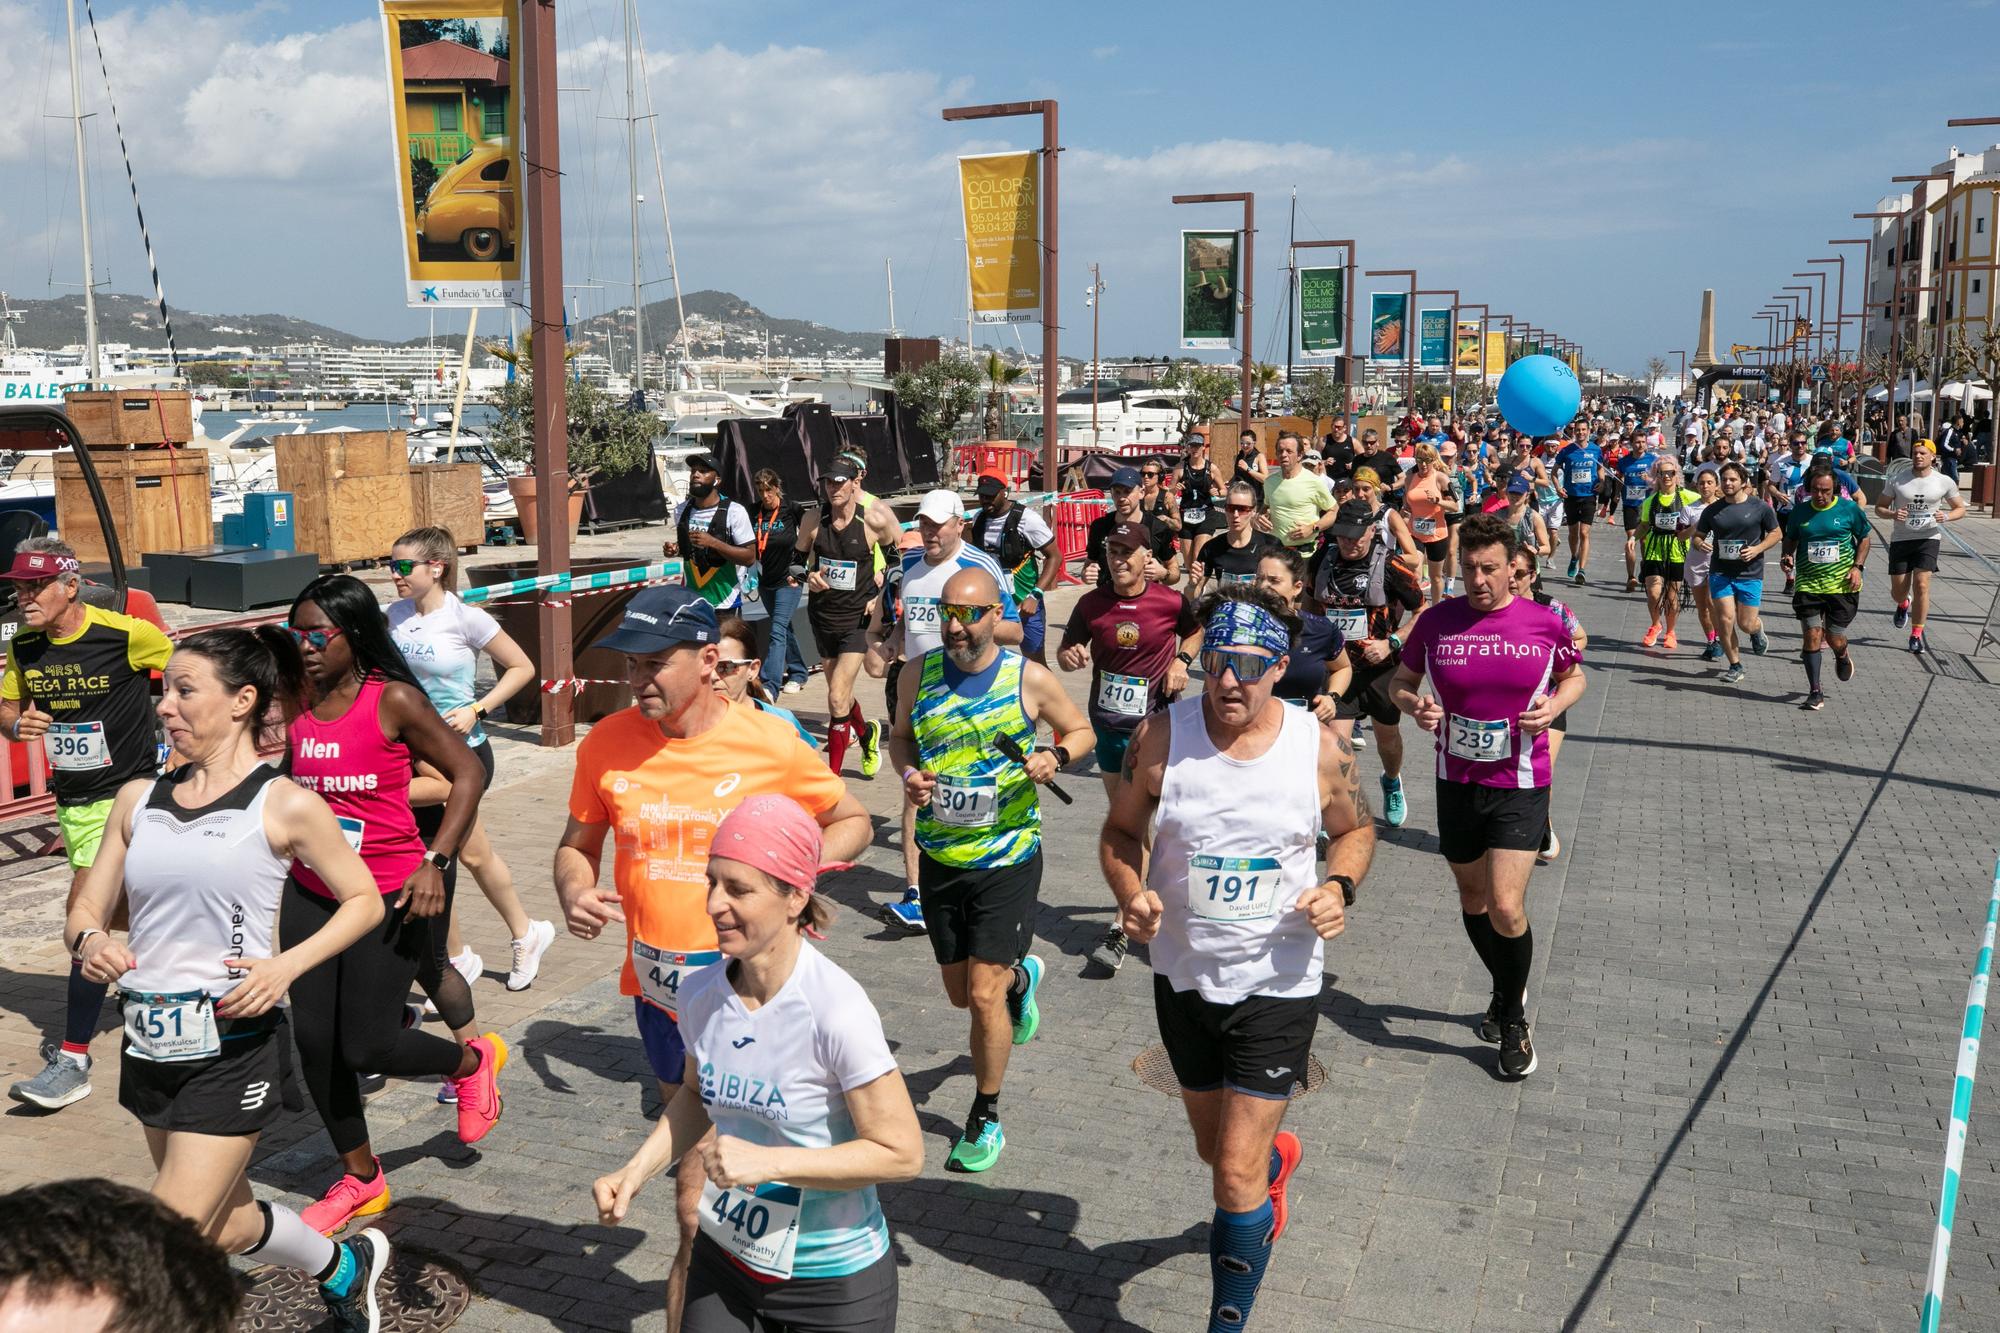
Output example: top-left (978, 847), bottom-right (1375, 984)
top-left (1707, 572), bottom-right (1764, 607)
top-left (1094, 726), bottom-right (1134, 776)
top-left (1021, 599), bottom-right (1046, 655)
top-left (634, 997), bottom-right (689, 1085)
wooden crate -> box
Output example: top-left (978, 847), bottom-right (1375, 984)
top-left (63, 390), bottom-right (195, 448)
top-left (275, 431), bottom-right (415, 566)
top-left (273, 430), bottom-right (409, 484)
top-left (409, 463), bottom-right (484, 551)
top-left (54, 451), bottom-right (213, 565)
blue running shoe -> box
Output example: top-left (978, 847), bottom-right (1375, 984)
top-left (1380, 774), bottom-right (1407, 828)
top-left (879, 887), bottom-right (926, 934)
top-left (1007, 955), bottom-right (1043, 1045)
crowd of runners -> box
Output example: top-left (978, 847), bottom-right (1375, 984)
top-left (0, 400), bottom-right (1971, 1330)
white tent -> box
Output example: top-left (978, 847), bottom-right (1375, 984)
top-left (1930, 380), bottom-right (1994, 403)
top-left (1866, 381), bottom-right (1927, 403)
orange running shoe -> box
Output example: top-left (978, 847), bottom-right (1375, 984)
top-left (1268, 1131), bottom-right (1304, 1241)
top-left (1662, 631), bottom-right (1678, 651)
top-left (1640, 624), bottom-right (1661, 648)
top-left (454, 1033), bottom-right (508, 1144)
top-left (301, 1158), bottom-right (390, 1235)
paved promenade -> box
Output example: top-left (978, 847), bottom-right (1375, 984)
top-left (6, 513), bottom-right (2000, 1330)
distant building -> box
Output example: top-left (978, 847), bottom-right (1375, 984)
top-left (1860, 144), bottom-right (2000, 362)
top-left (401, 40), bottom-right (509, 167)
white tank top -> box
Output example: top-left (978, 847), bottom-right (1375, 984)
top-left (121, 766), bottom-right (290, 999)
top-left (1146, 695), bottom-right (1324, 1003)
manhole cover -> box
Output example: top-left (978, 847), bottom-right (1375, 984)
top-left (236, 1248), bottom-right (471, 1331)
top-left (1130, 1043), bottom-right (1328, 1099)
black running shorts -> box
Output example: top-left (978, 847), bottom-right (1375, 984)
top-left (917, 849), bottom-right (1041, 967)
top-left (1887, 538), bottom-right (1940, 575)
top-left (1434, 779), bottom-right (1550, 864)
top-left (1340, 660), bottom-right (1401, 727)
top-left (1792, 590), bottom-right (1859, 631)
top-left (1153, 974), bottom-right (1317, 1100)
top-left (682, 1234), bottom-right (898, 1333)
top-left (1562, 497), bottom-right (1595, 527)
top-left (119, 1015), bottom-right (287, 1137)
top-left (1639, 558), bottom-right (1684, 584)
top-left (1621, 505), bottom-right (1644, 532)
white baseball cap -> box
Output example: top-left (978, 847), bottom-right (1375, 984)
top-left (916, 489), bottom-right (965, 522)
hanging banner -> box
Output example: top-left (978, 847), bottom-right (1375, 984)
top-left (958, 151), bottom-right (1042, 325)
top-left (1454, 321), bottom-right (1482, 372)
top-left (1369, 292), bottom-right (1408, 362)
top-left (1484, 330), bottom-right (1507, 375)
top-left (1418, 308), bottom-right (1450, 368)
top-left (383, 1), bottom-right (523, 308)
top-left (1180, 231), bottom-right (1240, 349)
top-left (1297, 266), bottom-right (1344, 357)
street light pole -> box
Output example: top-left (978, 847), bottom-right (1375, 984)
top-left (1460, 302), bottom-right (1491, 413)
top-left (1293, 238), bottom-right (1357, 425)
top-left (1365, 267), bottom-right (1418, 413)
top-left (1173, 192), bottom-right (1256, 441)
top-left (942, 99), bottom-right (1060, 487)
top-left (1416, 287), bottom-right (1460, 416)
top-left (1086, 263), bottom-right (1103, 438)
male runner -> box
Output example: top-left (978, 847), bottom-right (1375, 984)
top-left (1262, 432), bottom-right (1338, 554)
top-left (1615, 435), bottom-right (1661, 591)
top-left (971, 471), bottom-right (1061, 664)
top-left (1087, 467), bottom-right (1181, 588)
top-left (1551, 429), bottom-right (1605, 584)
top-left (1057, 521), bottom-right (1202, 973)
top-left (1389, 513), bottom-right (1585, 1079)
top-left (3, 540), bottom-right (173, 1111)
top-left (554, 585), bottom-right (872, 1331)
top-left (664, 454), bottom-right (757, 609)
top-left (1694, 461), bottom-right (1780, 684)
top-left (889, 566), bottom-right (1092, 1173)
top-left (1101, 584), bottom-right (1373, 1333)
top-left (1315, 499), bottom-right (1422, 826)
top-left (805, 457), bottom-right (903, 776)
top-left (1637, 460), bottom-right (1698, 650)
top-left (1782, 461), bottom-right (1871, 711)
top-left (1876, 438), bottom-right (1966, 653)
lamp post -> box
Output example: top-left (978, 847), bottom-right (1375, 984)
top-left (1364, 267), bottom-right (1418, 412)
top-left (1459, 302), bottom-right (1491, 414)
top-left (1086, 263), bottom-right (1104, 438)
top-left (1293, 238), bottom-right (1357, 423)
top-left (1792, 271), bottom-right (1829, 373)
top-left (1415, 287), bottom-right (1460, 415)
top-left (942, 99), bottom-right (1060, 485)
top-left (1173, 192), bottom-right (1255, 441)
top-left (1668, 348), bottom-right (1687, 399)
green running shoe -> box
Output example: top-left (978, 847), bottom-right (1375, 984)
top-left (857, 720), bottom-right (883, 777)
top-left (947, 1117), bottom-right (1005, 1173)
top-left (1007, 954), bottom-right (1043, 1046)
top-left (1380, 774), bottom-right (1407, 828)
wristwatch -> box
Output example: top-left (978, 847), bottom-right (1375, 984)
top-left (425, 850), bottom-right (453, 871)
top-left (473, 705), bottom-right (488, 719)
top-left (1328, 874), bottom-right (1357, 906)
top-left (1176, 650), bottom-right (1195, 666)
top-left (1038, 743), bottom-right (1072, 768)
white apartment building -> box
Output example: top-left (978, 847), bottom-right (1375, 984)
top-left (1861, 144), bottom-right (2000, 360)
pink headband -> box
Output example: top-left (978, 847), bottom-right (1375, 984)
top-left (710, 794), bottom-right (853, 939)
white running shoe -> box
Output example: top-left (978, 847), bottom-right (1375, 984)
top-left (450, 948), bottom-right (484, 988)
top-left (507, 920), bottom-right (557, 992)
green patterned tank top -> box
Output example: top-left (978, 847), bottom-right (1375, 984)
top-left (912, 649), bottom-right (1040, 867)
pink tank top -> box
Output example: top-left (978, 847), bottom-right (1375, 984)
top-left (287, 676), bottom-right (425, 897)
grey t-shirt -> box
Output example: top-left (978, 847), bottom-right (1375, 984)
top-left (1887, 472), bottom-right (1957, 544)
top-left (1696, 498), bottom-right (1778, 579)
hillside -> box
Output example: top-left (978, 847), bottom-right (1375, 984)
top-left (575, 289), bottom-right (889, 360)
top-left (3, 291), bottom-right (368, 351)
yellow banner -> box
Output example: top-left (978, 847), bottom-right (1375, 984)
top-left (1484, 331), bottom-right (1507, 375)
top-left (1454, 321), bottom-right (1481, 371)
top-left (959, 152), bottom-right (1041, 325)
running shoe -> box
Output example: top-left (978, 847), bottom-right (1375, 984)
top-left (1661, 631), bottom-right (1678, 651)
top-left (1910, 631), bottom-right (1926, 654)
top-left (1834, 653), bottom-right (1854, 683)
top-left (506, 920), bottom-right (557, 992)
top-left (454, 1034), bottom-right (508, 1144)
top-left (1802, 689), bottom-right (1826, 711)
top-left (857, 720), bottom-right (883, 778)
top-left (1007, 955), bottom-right (1044, 1046)
top-left (1700, 640), bottom-right (1722, 662)
top-left (782, 679), bottom-right (805, 695)
top-left (1538, 826), bottom-right (1560, 862)
top-left (1894, 602), bottom-right (1910, 629)
top-left (1565, 558), bottom-right (1578, 580)
top-left (321, 1226), bottom-right (391, 1333)
top-left (1478, 996), bottom-right (1503, 1044)
top-left (425, 948), bottom-right (485, 1016)
top-left (947, 1117), bottom-right (1005, 1173)
top-left (7, 1048), bottom-right (90, 1110)
top-left (1573, 570), bottom-right (1586, 587)
top-left (1350, 718), bottom-right (1367, 750)
top-left (302, 1160), bottom-right (390, 1235)
top-left (880, 887), bottom-right (926, 934)
top-left (1626, 577), bottom-right (1639, 592)
top-left (1720, 663), bottom-right (1746, 684)
top-left (1268, 1131), bottom-right (1303, 1242)
top-left (1640, 624), bottom-right (1661, 648)
top-left (1380, 774), bottom-right (1407, 828)
top-left (437, 1079), bottom-right (458, 1106)
top-left (1088, 928), bottom-right (1128, 973)
top-left (1750, 629), bottom-right (1769, 656)
top-left (1498, 1020), bottom-right (1537, 1079)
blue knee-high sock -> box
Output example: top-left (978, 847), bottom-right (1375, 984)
top-left (62, 960), bottom-right (107, 1052)
top-left (1208, 1200), bottom-right (1275, 1332)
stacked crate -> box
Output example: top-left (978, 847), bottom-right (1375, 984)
top-left (56, 389), bottom-right (212, 565)
top-left (274, 431), bottom-right (416, 567)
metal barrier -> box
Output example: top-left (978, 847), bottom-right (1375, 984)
top-left (961, 443), bottom-right (1036, 489)
top-left (1052, 490), bottom-right (1105, 585)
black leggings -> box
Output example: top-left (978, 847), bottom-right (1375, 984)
top-left (283, 879), bottom-right (467, 1157)
top-left (411, 739), bottom-right (496, 1031)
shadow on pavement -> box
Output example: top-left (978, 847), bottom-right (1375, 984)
top-left (1318, 985), bottom-right (1498, 1074)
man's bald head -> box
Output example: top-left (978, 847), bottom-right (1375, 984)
top-left (942, 566), bottom-right (1000, 608)
top-left (938, 566), bottom-right (1002, 668)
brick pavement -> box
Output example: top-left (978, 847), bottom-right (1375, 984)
top-left (3, 519), bottom-right (2000, 1330)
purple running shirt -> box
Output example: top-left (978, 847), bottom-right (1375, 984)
top-left (1399, 596), bottom-right (1581, 789)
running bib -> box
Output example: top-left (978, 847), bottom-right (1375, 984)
top-left (1095, 672), bottom-right (1149, 719)
top-left (1805, 539), bottom-right (1843, 565)
top-left (45, 721), bottom-right (111, 771)
top-left (1569, 466), bottom-right (1594, 487)
top-left (1905, 501), bottom-right (1937, 530)
top-left (335, 816), bottom-right (365, 854)
top-left (1328, 609), bottom-right (1367, 639)
top-left (1411, 516), bottom-right (1439, 539)
top-left (1652, 509), bottom-right (1681, 532)
top-left (1624, 479), bottom-right (1649, 504)
top-left (632, 940), bottom-right (723, 1018)
top-left (1221, 572), bottom-right (1257, 587)
top-left (1188, 854), bottom-right (1281, 922)
top-left (930, 774), bottom-right (997, 827)
top-left (903, 597), bottom-right (940, 635)
top-left (121, 990), bottom-right (220, 1064)
top-left (1446, 714), bottom-right (1512, 763)
top-left (1181, 505), bottom-right (1208, 525)
top-left (1716, 539), bottom-right (1747, 561)
top-left (699, 1180), bottom-right (802, 1279)
top-left (821, 559), bottom-right (860, 592)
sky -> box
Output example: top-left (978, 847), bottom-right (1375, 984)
top-left (0, 0), bottom-right (1993, 375)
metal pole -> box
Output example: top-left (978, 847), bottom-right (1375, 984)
top-left (1344, 245), bottom-right (1356, 423)
top-left (1089, 262), bottom-right (1100, 437)
top-left (623, 0), bottom-right (642, 396)
top-left (521, 0), bottom-right (573, 745)
top-left (64, 0), bottom-right (99, 385)
top-left (1243, 196), bottom-right (1255, 439)
top-left (1284, 188), bottom-right (1296, 389)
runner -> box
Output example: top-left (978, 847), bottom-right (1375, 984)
top-left (1401, 444), bottom-right (1457, 604)
top-left (1763, 433), bottom-right (1812, 592)
top-left (1058, 522), bottom-right (1202, 974)
top-left (748, 469), bottom-right (812, 695)
top-left (1876, 438), bottom-right (1967, 653)
top-left (1193, 482), bottom-right (1279, 594)
top-left (1695, 462), bottom-right (1780, 684)
top-left (1315, 498), bottom-right (1423, 827)
top-left (63, 626), bottom-right (396, 1332)
top-left (1101, 584), bottom-right (1374, 1333)
top-left (1231, 428), bottom-right (1268, 490)
top-left (1552, 428), bottom-right (1606, 584)
top-left (1781, 461), bottom-right (1872, 711)
top-left (284, 575), bottom-right (505, 1234)
top-left (1617, 434), bottom-right (1663, 591)
top-left (387, 528), bottom-right (555, 994)
top-left (557, 585), bottom-right (872, 1331)
top-left (1682, 468), bottom-right (1722, 661)
top-left (1388, 512), bottom-right (1585, 1078)
top-left (2, 539), bottom-right (173, 1112)
top-left (805, 458), bottom-right (902, 779)
top-left (889, 566), bottom-right (1092, 1171)
top-left (1137, 457), bottom-right (1185, 561)
top-left (1508, 550), bottom-right (1588, 862)
top-left (1263, 432), bottom-right (1338, 556)
top-left (971, 471), bottom-right (1061, 665)
top-left (591, 794), bottom-right (921, 1333)
top-left (1351, 467), bottom-right (1423, 569)
top-left (1501, 474), bottom-right (1555, 560)
top-left (1176, 433), bottom-right (1231, 569)
top-left (1637, 460), bottom-right (1698, 651)
top-left (1086, 467), bottom-right (1181, 588)
top-left (1257, 547), bottom-right (1353, 722)
top-left (665, 454), bottom-right (757, 610)
top-left (716, 617), bottom-right (816, 745)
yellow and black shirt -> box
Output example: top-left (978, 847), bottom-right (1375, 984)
top-left (3, 605), bottom-right (172, 805)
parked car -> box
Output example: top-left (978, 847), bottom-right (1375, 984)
top-left (417, 140), bottom-right (516, 262)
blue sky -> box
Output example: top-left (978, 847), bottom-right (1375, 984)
top-left (0, 0), bottom-right (1991, 373)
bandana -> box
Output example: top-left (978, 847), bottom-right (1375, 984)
top-left (709, 794), bottom-right (854, 940)
top-left (1202, 598), bottom-right (1291, 659)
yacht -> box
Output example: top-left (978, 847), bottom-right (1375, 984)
top-left (1053, 385), bottom-right (1189, 450)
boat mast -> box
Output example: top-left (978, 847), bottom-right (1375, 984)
top-left (624, 0), bottom-right (643, 399)
top-left (1284, 187), bottom-right (1296, 390)
top-left (886, 259), bottom-right (899, 337)
top-left (65, 0), bottom-right (100, 385)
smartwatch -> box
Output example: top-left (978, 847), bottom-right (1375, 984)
top-left (1328, 874), bottom-right (1357, 906)
top-left (425, 850), bottom-right (453, 871)
top-left (1038, 744), bottom-right (1072, 769)
top-left (1176, 651), bottom-right (1195, 666)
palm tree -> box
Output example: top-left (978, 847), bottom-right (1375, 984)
top-left (1251, 362), bottom-right (1282, 415)
top-left (981, 350), bottom-right (1027, 440)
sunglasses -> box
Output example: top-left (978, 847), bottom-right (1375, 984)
top-left (1200, 647), bottom-right (1279, 684)
top-left (716, 657), bottom-right (758, 675)
top-left (1142, 471), bottom-right (1164, 479)
top-left (287, 626), bottom-right (346, 652)
top-left (388, 558), bottom-right (437, 577)
top-left (939, 602), bottom-right (999, 624)
top-left (1226, 503), bottom-right (1255, 514)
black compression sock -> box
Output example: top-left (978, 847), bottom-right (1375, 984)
top-left (1803, 648), bottom-right (1823, 691)
top-left (967, 1091), bottom-right (999, 1137)
top-left (1461, 912), bottom-right (1504, 986)
top-left (1492, 927), bottom-right (1534, 1023)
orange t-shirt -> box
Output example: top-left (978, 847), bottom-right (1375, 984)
top-left (567, 700), bottom-right (848, 1000)
top-left (1404, 469), bottom-right (1446, 539)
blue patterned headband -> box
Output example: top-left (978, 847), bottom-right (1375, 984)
top-left (1203, 599), bottom-right (1291, 658)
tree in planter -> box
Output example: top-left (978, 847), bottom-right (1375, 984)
top-left (1645, 356), bottom-right (1669, 398)
top-left (979, 350), bottom-right (1028, 439)
top-left (892, 355), bottom-right (982, 477)
top-left (484, 333), bottom-right (656, 492)
top-left (1159, 360), bottom-right (1238, 437)
top-left (1251, 362), bottom-right (1283, 416)
top-left (1290, 367), bottom-right (1345, 437)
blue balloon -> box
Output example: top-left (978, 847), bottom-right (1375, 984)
top-left (1495, 354), bottom-right (1581, 438)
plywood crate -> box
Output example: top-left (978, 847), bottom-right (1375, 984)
top-left (63, 390), bottom-right (196, 448)
top-left (54, 450), bottom-right (213, 565)
top-left (273, 430), bottom-right (410, 484)
top-left (408, 463), bottom-right (484, 551)
top-left (275, 431), bottom-right (414, 565)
